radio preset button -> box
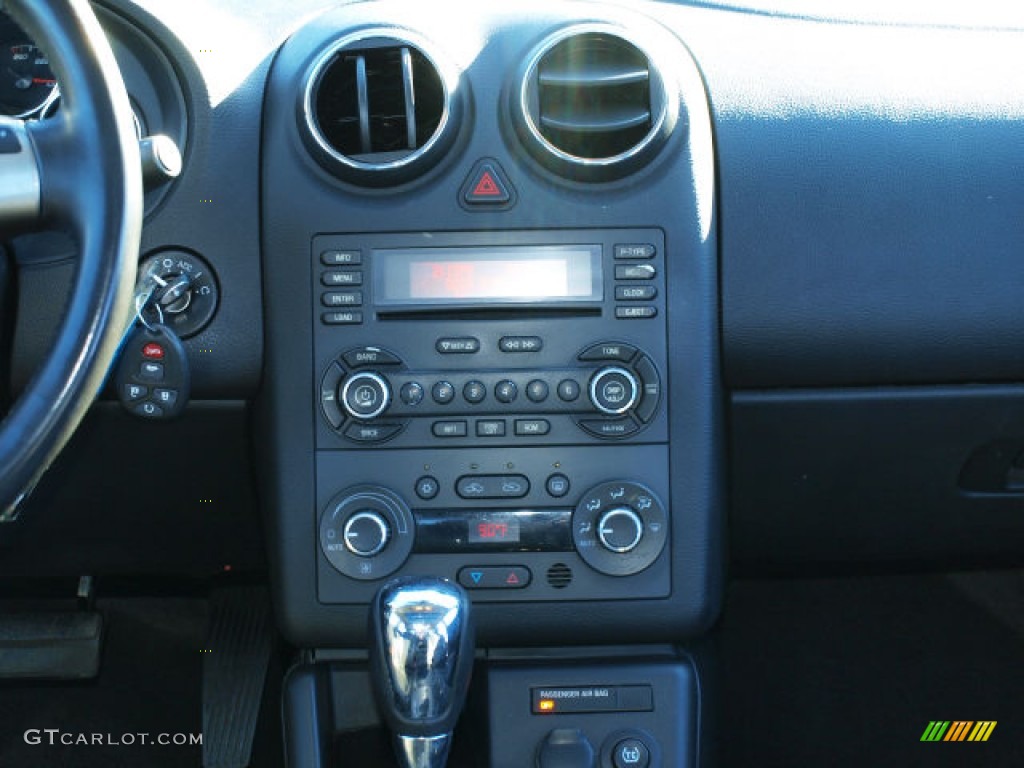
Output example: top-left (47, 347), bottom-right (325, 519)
top-left (436, 337), bottom-right (480, 354)
top-left (557, 379), bottom-right (581, 402)
top-left (578, 343), bottom-right (638, 363)
top-left (614, 264), bottom-right (656, 281)
top-left (476, 420), bottom-right (507, 437)
top-left (341, 372), bottom-right (390, 420)
top-left (432, 381), bottom-right (456, 405)
top-left (432, 420), bottom-right (468, 438)
top-left (526, 379), bottom-right (549, 403)
top-left (400, 382), bottom-right (425, 406)
top-left (615, 306), bottom-right (658, 320)
top-left (614, 243), bottom-right (656, 260)
top-left (321, 249), bottom-right (362, 266)
top-left (589, 367), bottom-right (640, 415)
top-left (499, 336), bottom-right (543, 353)
top-left (515, 419), bottom-right (550, 436)
top-left (322, 270), bottom-right (363, 286)
top-left (343, 347), bottom-right (401, 368)
top-left (495, 380), bottom-right (518, 404)
top-left (464, 380), bottom-right (487, 404)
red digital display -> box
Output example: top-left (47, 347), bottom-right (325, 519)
top-left (409, 259), bottom-right (570, 300)
top-left (467, 517), bottom-right (521, 544)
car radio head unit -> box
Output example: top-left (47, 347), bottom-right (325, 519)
top-left (312, 229), bottom-right (671, 606)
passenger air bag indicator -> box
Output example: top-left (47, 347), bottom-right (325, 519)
top-left (530, 685), bottom-right (653, 714)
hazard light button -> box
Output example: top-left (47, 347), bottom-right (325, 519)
top-left (460, 158), bottom-right (515, 209)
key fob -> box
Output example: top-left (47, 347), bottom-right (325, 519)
top-left (115, 323), bottom-right (190, 419)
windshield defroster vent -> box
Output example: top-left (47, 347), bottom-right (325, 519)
top-left (514, 27), bottom-right (678, 182)
top-left (303, 32), bottom-right (461, 186)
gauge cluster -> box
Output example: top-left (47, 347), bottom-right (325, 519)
top-left (0, 12), bottom-right (59, 118)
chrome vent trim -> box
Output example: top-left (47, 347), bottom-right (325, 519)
top-left (302, 30), bottom-right (460, 186)
top-left (515, 25), bottom-right (678, 182)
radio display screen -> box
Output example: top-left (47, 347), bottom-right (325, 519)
top-left (374, 245), bottom-right (602, 305)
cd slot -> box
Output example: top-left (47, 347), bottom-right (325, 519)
top-left (377, 305), bottom-right (602, 322)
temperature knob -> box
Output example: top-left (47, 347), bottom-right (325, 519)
top-left (597, 508), bottom-right (644, 554)
top-left (343, 511), bottom-right (390, 557)
top-left (341, 371), bottom-right (390, 420)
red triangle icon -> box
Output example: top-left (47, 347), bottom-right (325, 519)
top-left (472, 171), bottom-right (502, 197)
top-left (505, 572), bottom-right (520, 585)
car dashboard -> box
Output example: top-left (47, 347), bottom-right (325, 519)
top-left (3, 0), bottom-right (1024, 766)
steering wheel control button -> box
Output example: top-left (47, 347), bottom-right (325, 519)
top-left (495, 380), bottom-right (518, 404)
top-left (463, 380), bottom-right (487, 404)
top-left (321, 249), bottom-right (361, 266)
top-left (320, 486), bottom-right (414, 580)
top-left (457, 566), bottom-right (531, 590)
top-left (557, 379), bottom-right (581, 402)
top-left (578, 342), bottom-right (638, 364)
top-left (341, 372), bottom-right (390, 420)
top-left (614, 244), bottom-right (656, 260)
top-left (537, 729), bottom-right (595, 768)
top-left (342, 511), bottom-right (390, 557)
top-left (436, 337), bottom-right (480, 354)
top-left (590, 367), bottom-right (640, 415)
top-left (415, 476), bottom-right (440, 500)
top-left (614, 264), bottom-right (656, 280)
top-left (116, 323), bottom-right (190, 420)
top-left (0, 126), bottom-right (21, 154)
top-left (432, 381), bottom-right (456, 404)
top-left (400, 382), bottom-right (425, 406)
top-left (433, 420), bottom-right (468, 438)
top-left (515, 419), bottom-right (551, 437)
top-left (597, 508), bottom-right (645, 553)
top-left (612, 739), bottom-right (650, 768)
top-left (499, 335), bottom-right (543, 353)
top-left (477, 420), bottom-right (507, 438)
top-left (321, 311), bottom-right (362, 325)
top-left (546, 474), bottom-right (571, 498)
top-left (322, 270), bottom-right (362, 286)
top-left (456, 475), bottom-right (530, 500)
top-left (573, 482), bottom-right (668, 577)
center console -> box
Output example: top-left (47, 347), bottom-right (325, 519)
top-left (313, 229), bottom-right (671, 604)
top-left (258, 2), bottom-right (722, 766)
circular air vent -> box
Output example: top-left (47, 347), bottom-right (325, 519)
top-left (302, 31), bottom-right (462, 186)
top-left (514, 26), bottom-right (678, 182)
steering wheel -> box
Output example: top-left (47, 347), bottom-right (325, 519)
top-left (0, 0), bottom-right (141, 519)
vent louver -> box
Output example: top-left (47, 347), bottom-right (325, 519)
top-left (303, 33), bottom-right (460, 186)
top-left (546, 563), bottom-right (573, 589)
top-left (515, 27), bottom-right (676, 181)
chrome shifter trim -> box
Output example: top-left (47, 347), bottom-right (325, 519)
top-left (395, 734), bottom-right (452, 768)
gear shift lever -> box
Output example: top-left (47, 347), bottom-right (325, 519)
top-left (370, 576), bottom-right (474, 768)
